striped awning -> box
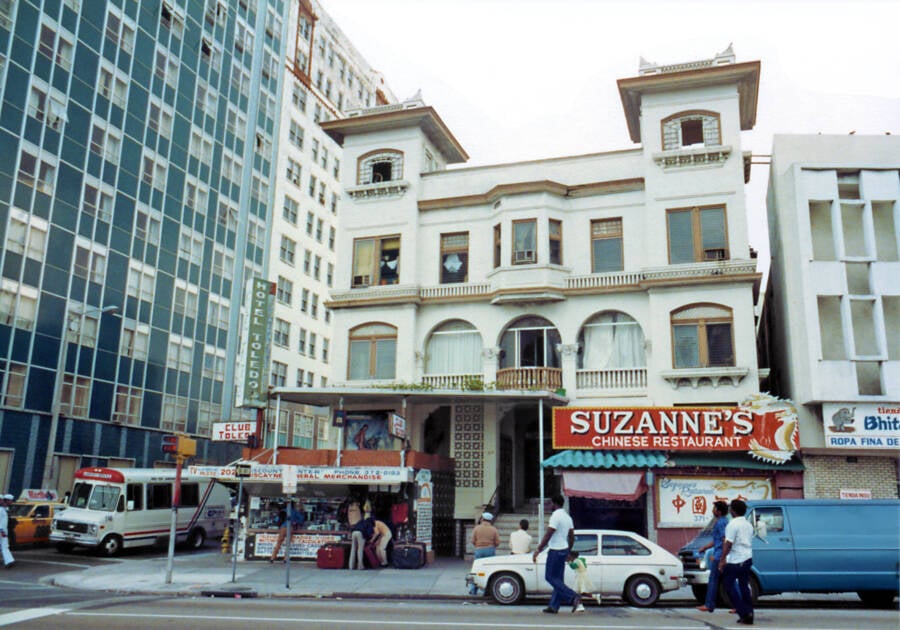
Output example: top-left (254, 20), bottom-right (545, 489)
top-left (542, 450), bottom-right (668, 469)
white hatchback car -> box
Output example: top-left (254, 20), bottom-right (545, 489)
top-left (466, 529), bottom-right (684, 606)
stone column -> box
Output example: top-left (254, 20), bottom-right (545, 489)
top-left (482, 346), bottom-right (501, 386)
top-left (557, 343), bottom-right (580, 396)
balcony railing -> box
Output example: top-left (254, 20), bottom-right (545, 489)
top-left (496, 367), bottom-right (562, 391)
top-left (576, 367), bottom-right (647, 391)
top-left (421, 374), bottom-right (482, 390)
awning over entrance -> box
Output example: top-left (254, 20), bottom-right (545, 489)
top-left (542, 450), bottom-right (668, 469)
top-left (667, 453), bottom-right (805, 470)
top-left (562, 471), bottom-right (648, 501)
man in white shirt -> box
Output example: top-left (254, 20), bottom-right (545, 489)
top-left (0, 494), bottom-right (15, 569)
top-left (718, 499), bottom-right (754, 625)
top-left (532, 495), bottom-right (584, 614)
top-left (509, 519), bottom-right (532, 554)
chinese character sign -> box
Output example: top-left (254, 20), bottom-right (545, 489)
top-left (656, 476), bottom-right (773, 527)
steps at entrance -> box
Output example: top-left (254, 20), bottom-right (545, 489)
top-left (464, 506), bottom-right (549, 559)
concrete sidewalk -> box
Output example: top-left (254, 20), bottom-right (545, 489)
top-left (47, 549), bottom-right (863, 604)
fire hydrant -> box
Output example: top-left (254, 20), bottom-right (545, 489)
top-left (221, 526), bottom-right (231, 553)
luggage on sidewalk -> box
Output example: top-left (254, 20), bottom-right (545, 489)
top-left (391, 542), bottom-right (426, 569)
top-left (364, 541), bottom-right (380, 568)
top-left (316, 542), bottom-right (351, 569)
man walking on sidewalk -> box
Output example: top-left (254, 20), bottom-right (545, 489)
top-left (533, 494), bottom-right (583, 614)
top-left (696, 500), bottom-right (729, 613)
top-left (719, 499), bottom-right (755, 625)
top-left (0, 494), bottom-right (15, 569)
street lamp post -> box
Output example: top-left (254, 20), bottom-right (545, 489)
top-left (41, 304), bottom-right (119, 490)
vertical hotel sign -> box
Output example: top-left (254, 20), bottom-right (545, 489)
top-left (236, 278), bottom-right (275, 408)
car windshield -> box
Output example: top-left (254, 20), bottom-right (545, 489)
top-left (8, 504), bottom-right (33, 517)
top-left (87, 486), bottom-right (120, 512)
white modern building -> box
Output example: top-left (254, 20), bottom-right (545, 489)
top-left (315, 48), bottom-right (803, 552)
top-left (760, 134), bottom-right (900, 499)
top-left (254, 0), bottom-right (396, 448)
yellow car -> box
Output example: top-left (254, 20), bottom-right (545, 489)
top-left (9, 501), bottom-right (67, 546)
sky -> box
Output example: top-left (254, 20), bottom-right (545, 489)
top-left (321, 0), bottom-right (900, 282)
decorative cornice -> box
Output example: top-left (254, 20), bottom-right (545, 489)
top-left (652, 145), bottom-right (732, 170)
top-left (417, 178), bottom-right (644, 212)
top-left (346, 180), bottom-right (410, 200)
top-left (660, 367), bottom-right (749, 389)
top-left (617, 60), bottom-right (761, 143)
top-left (326, 261), bottom-right (759, 309)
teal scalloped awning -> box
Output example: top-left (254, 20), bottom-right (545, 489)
top-left (542, 450), bottom-right (668, 469)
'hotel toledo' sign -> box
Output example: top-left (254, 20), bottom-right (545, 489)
top-left (553, 394), bottom-right (799, 465)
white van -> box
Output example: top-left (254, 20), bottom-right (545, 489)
top-left (50, 467), bottom-right (231, 556)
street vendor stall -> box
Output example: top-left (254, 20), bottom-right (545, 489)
top-left (188, 464), bottom-right (420, 562)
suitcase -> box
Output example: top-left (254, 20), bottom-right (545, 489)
top-left (316, 543), bottom-right (350, 569)
top-left (391, 542), bottom-right (426, 569)
top-left (364, 541), bottom-right (381, 568)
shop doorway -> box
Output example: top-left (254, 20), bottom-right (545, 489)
top-left (521, 406), bottom-right (558, 506)
top-left (569, 496), bottom-right (648, 537)
top-left (423, 406), bottom-right (451, 458)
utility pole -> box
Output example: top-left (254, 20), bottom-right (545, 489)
top-left (163, 434), bottom-right (196, 584)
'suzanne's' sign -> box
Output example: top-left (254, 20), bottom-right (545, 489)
top-left (553, 394), bottom-right (800, 465)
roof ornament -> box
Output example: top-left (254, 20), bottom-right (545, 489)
top-left (403, 89), bottom-right (426, 109)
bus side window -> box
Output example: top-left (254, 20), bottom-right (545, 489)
top-left (147, 483), bottom-right (172, 510)
top-left (127, 483), bottom-right (143, 511)
top-left (181, 483), bottom-right (199, 507)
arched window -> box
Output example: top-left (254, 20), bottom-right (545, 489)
top-left (425, 320), bottom-right (482, 374)
top-left (671, 304), bottom-right (734, 368)
top-left (578, 312), bottom-right (645, 369)
top-left (499, 316), bottom-right (561, 369)
top-left (348, 323), bottom-right (396, 380)
top-left (661, 110), bottom-right (721, 150)
top-left (357, 149), bottom-right (404, 185)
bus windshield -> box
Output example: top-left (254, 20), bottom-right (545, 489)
top-left (69, 482), bottom-right (92, 509)
top-left (88, 485), bottom-right (120, 511)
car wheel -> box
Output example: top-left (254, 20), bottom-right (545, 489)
top-left (186, 527), bottom-right (206, 550)
top-left (98, 534), bottom-right (123, 557)
top-left (857, 590), bottom-right (898, 608)
top-left (690, 584), bottom-right (707, 603)
top-left (56, 542), bottom-right (75, 553)
top-left (624, 574), bottom-right (661, 607)
top-left (489, 572), bottom-right (525, 605)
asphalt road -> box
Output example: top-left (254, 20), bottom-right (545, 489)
top-left (3, 597), bottom-right (900, 629)
top-left (0, 547), bottom-right (897, 629)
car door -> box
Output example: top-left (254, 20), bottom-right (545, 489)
top-left (572, 532), bottom-right (602, 594)
top-left (31, 504), bottom-right (52, 544)
top-left (749, 506), bottom-right (797, 593)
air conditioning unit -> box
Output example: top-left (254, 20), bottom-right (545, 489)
top-left (352, 275), bottom-right (370, 287)
top-left (514, 250), bottom-right (535, 263)
top-left (704, 248), bottom-right (727, 261)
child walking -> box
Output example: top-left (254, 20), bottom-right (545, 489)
top-left (567, 550), bottom-right (601, 604)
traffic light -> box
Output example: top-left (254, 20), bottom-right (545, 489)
top-left (161, 434), bottom-right (196, 458)
top-left (162, 434), bottom-right (178, 453)
top-left (178, 435), bottom-right (196, 457)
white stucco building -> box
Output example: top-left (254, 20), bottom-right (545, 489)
top-left (760, 134), bottom-right (900, 499)
top-left (312, 48), bottom-right (807, 552)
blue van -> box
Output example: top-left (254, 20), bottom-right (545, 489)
top-left (679, 499), bottom-right (900, 607)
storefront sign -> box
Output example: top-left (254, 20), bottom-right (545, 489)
top-left (415, 469), bottom-right (433, 551)
top-left (253, 532), bottom-right (341, 559)
top-left (188, 464), bottom-right (412, 484)
top-left (390, 413), bottom-right (407, 439)
top-left (822, 403), bottom-right (900, 449)
top-left (211, 421), bottom-right (257, 442)
top-left (553, 394), bottom-right (799, 464)
top-left (839, 488), bottom-right (872, 500)
top-left (235, 278), bottom-right (275, 408)
top-left (656, 476), bottom-right (773, 528)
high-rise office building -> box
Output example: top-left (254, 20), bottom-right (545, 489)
top-left (0, 0), bottom-right (392, 495)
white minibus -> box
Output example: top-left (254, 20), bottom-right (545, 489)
top-left (50, 467), bottom-right (231, 556)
